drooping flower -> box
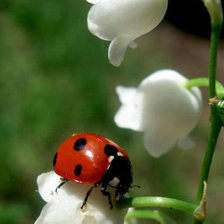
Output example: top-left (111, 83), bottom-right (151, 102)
top-left (87, 0), bottom-right (168, 66)
top-left (114, 69), bottom-right (202, 157)
top-left (35, 171), bottom-right (135, 224)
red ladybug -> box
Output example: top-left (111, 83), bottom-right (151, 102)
top-left (53, 133), bottom-right (133, 209)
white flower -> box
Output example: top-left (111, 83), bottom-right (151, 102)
top-left (87, 0), bottom-right (168, 66)
top-left (35, 171), bottom-right (133, 224)
top-left (114, 69), bottom-right (202, 157)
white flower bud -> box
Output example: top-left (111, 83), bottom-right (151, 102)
top-left (114, 69), bottom-right (202, 157)
top-left (87, 0), bottom-right (168, 66)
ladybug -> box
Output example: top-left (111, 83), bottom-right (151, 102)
top-left (53, 133), bottom-right (133, 209)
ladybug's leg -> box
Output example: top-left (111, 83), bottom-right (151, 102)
top-left (81, 183), bottom-right (99, 209)
top-left (55, 178), bottom-right (68, 193)
top-left (101, 183), bottom-right (113, 209)
top-left (115, 185), bottom-right (123, 200)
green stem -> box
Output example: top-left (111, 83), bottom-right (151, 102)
top-left (185, 78), bottom-right (224, 99)
top-left (117, 197), bottom-right (197, 214)
top-left (125, 209), bottom-right (176, 224)
top-left (193, 116), bottom-right (221, 224)
top-left (193, 23), bottom-right (223, 224)
top-left (196, 116), bottom-right (221, 205)
top-left (209, 25), bottom-right (222, 98)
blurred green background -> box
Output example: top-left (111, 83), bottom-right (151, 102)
top-left (1, 0), bottom-right (224, 223)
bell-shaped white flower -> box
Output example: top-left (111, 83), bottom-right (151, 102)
top-left (35, 171), bottom-right (134, 224)
top-left (87, 0), bottom-right (168, 66)
top-left (114, 69), bottom-right (202, 157)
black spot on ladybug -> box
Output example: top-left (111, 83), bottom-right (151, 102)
top-left (53, 152), bottom-right (58, 167)
top-left (74, 138), bottom-right (87, 151)
top-left (74, 164), bottom-right (82, 176)
top-left (104, 144), bottom-right (118, 156)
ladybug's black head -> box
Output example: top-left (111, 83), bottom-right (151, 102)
top-left (100, 155), bottom-right (133, 204)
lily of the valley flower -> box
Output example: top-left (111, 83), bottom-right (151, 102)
top-left (114, 70), bottom-right (202, 157)
top-left (35, 171), bottom-right (135, 224)
top-left (87, 0), bottom-right (168, 66)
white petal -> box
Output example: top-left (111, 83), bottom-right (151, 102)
top-left (35, 199), bottom-right (80, 224)
top-left (37, 171), bottom-right (62, 202)
top-left (108, 37), bottom-right (130, 66)
top-left (114, 87), bottom-right (144, 131)
top-left (177, 135), bottom-right (195, 150)
top-left (144, 129), bottom-right (177, 157)
top-left (116, 86), bottom-right (137, 104)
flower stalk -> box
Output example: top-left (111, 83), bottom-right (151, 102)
top-left (125, 209), bottom-right (176, 224)
top-left (193, 107), bottom-right (221, 224)
top-left (208, 24), bottom-right (222, 98)
top-left (193, 0), bottom-right (223, 222)
top-left (185, 78), bottom-right (224, 99)
top-left (117, 196), bottom-right (197, 215)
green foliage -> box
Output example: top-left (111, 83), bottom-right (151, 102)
top-left (0, 203), bottom-right (30, 224)
top-left (0, 1), bottom-right (163, 222)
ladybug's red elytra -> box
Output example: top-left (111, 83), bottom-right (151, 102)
top-left (53, 133), bottom-right (133, 209)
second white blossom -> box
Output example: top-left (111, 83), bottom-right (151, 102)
top-left (114, 70), bottom-right (202, 157)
